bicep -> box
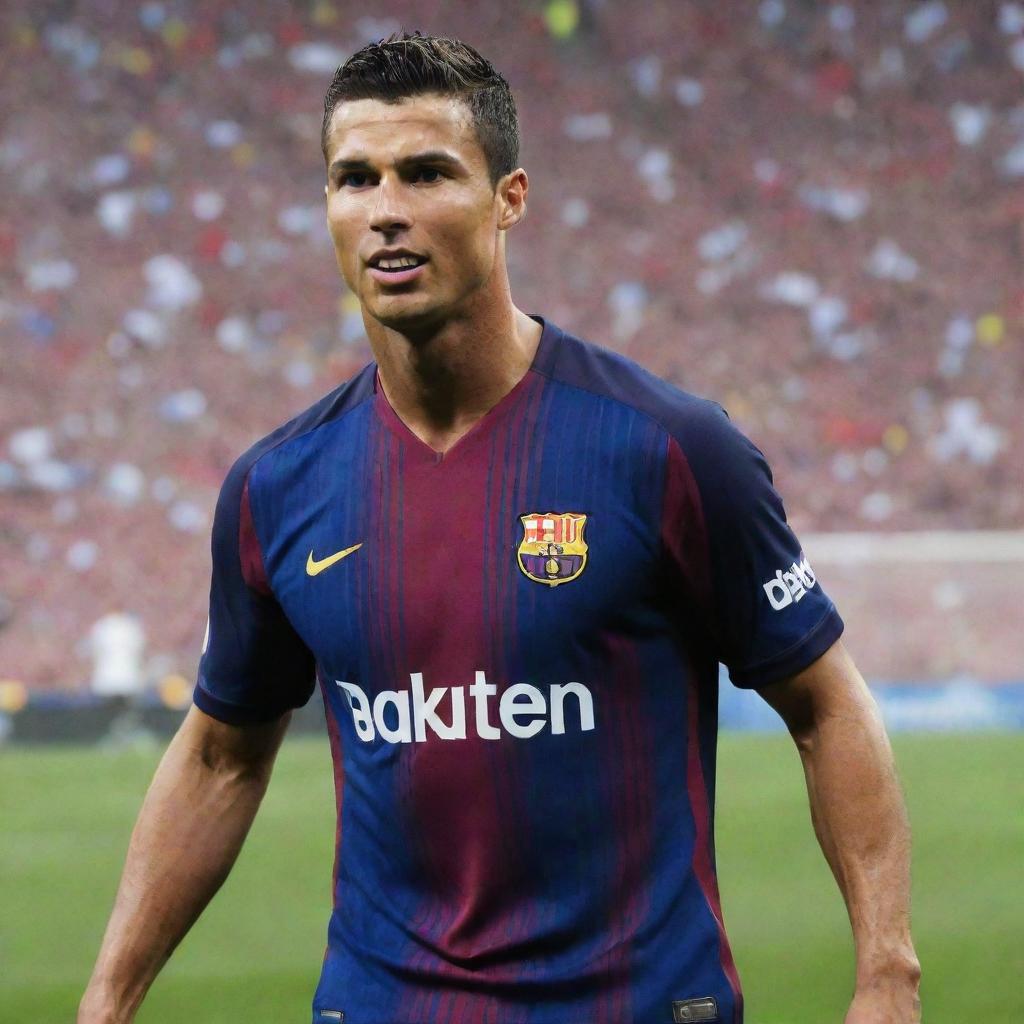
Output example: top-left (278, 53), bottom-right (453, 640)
top-left (180, 703), bottom-right (292, 776)
top-left (756, 639), bottom-right (875, 742)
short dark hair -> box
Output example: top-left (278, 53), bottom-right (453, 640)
top-left (321, 32), bottom-right (520, 188)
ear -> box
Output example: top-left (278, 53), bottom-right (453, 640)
top-left (497, 168), bottom-right (528, 230)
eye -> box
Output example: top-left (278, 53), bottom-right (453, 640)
top-left (339, 172), bottom-right (371, 188)
top-left (414, 167), bottom-right (443, 184)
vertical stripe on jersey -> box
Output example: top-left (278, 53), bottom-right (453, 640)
top-left (664, 434), bottom-right (744, 1019)
top-left (589, 630), bottom-right (654, 1024)
top-left (321, 669), bottom-right (346, 901)
top-left (239, 476), bottom-right (271, 594)
top-left (686, 670), bottom-right (743, 1020)
top-left (389, 372), bottom-right (548, 1024)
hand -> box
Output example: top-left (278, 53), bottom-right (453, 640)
top-left (845, 982), bottom-right (921, 1024)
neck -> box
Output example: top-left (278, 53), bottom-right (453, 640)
top-left (367, 295), bottom-right (543, 454)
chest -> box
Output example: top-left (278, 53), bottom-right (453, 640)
top-left (252, 399), bottom-right (674, 684)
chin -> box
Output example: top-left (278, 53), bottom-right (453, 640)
top-left (370, 297), bottom-right (446, 335)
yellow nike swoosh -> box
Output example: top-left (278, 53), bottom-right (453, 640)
top-left (306, 543), bottom-right (363, 577)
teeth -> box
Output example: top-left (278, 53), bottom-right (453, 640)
top-left (377, 256), bottom-right (421, 270)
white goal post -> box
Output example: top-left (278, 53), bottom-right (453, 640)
top-left (797, 532), bottom-right (1023, 683)
top-left (803, 531), bottom-right (1024, 564)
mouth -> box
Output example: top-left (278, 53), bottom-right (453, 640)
top-left (368, 254), bottom-right (428, 285)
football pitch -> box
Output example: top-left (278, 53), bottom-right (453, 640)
top-left (2, 733), bottom-right (1021, 1023)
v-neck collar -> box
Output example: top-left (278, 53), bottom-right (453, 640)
top-left (372, 314), bottom-right (556, 464)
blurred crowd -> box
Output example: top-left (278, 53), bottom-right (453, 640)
top-left (1, 1), bottom-right (1021, 689)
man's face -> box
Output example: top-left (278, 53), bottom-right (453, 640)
top-left (324, 93), bottom-right (515, 333)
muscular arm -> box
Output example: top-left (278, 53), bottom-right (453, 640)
top-left (758, 639), bottom-right (921, 1023)
top-left (78, 705), bottom-right (291, 1024)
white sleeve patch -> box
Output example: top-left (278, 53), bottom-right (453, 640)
top-left (762, 555), bottom-right (818, 610)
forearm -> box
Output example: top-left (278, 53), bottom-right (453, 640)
top-left (794, 680), bottom-right (920, 989)
top-left (79, 708), bottom-right (285, 1023)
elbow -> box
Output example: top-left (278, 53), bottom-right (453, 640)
top-left (196, 740), bottom-right (274, 787)
top-left (786, 713), bottom-right (821, 758)
top-left (770, 691), bottom-right (820, 754)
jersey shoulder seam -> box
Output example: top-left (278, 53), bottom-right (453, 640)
top-left (528, 360), bottom-right (721, 451)
top-left (244, 375), bottom-right (375, 490)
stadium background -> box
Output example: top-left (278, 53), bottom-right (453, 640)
top-left (0, 1), bottom-right (1021, 1022)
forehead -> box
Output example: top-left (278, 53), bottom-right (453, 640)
top-left (324, 93), bottom-right (484, 167)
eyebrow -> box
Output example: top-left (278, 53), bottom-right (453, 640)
top-left (328, 150), bottom-right (465, 177)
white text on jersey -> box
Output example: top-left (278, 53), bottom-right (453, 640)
top-left (336, 672), bottom-right (596, 743)
top-left (762, 555), bottom-right (818, 610)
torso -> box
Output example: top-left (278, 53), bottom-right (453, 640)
top-left (242, 317), bottom-right (742, 1021)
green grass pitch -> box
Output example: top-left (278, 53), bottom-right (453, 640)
top-left (2, 733), bottom-right (1021, 1023)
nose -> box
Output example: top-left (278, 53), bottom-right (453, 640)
top-left (369, 174), bottom-right (412, 234)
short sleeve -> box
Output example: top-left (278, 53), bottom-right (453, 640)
top-left (662, 403), bottom-right (844, 688)
top-left (193, 454), bottom-right (315, 723)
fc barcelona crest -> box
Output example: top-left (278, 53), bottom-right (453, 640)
top-left (517, 512), bottom-right (588, 587)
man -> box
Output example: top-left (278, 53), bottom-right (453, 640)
top-left (86, 611), bottom-right (149, 746)
top-left (80, 33), bottom-right (920, 1024)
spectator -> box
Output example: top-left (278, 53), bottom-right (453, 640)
top-left (0, 1), bottom-right (1019, 688)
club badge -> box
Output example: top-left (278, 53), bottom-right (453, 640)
top-left (517, 512), bottom-right (588, 587)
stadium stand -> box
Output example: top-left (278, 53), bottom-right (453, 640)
top-left (1, 1), bottom-right (1021, 691)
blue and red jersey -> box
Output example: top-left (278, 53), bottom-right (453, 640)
top-left (195, 315), bottom-right (843, 1024)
